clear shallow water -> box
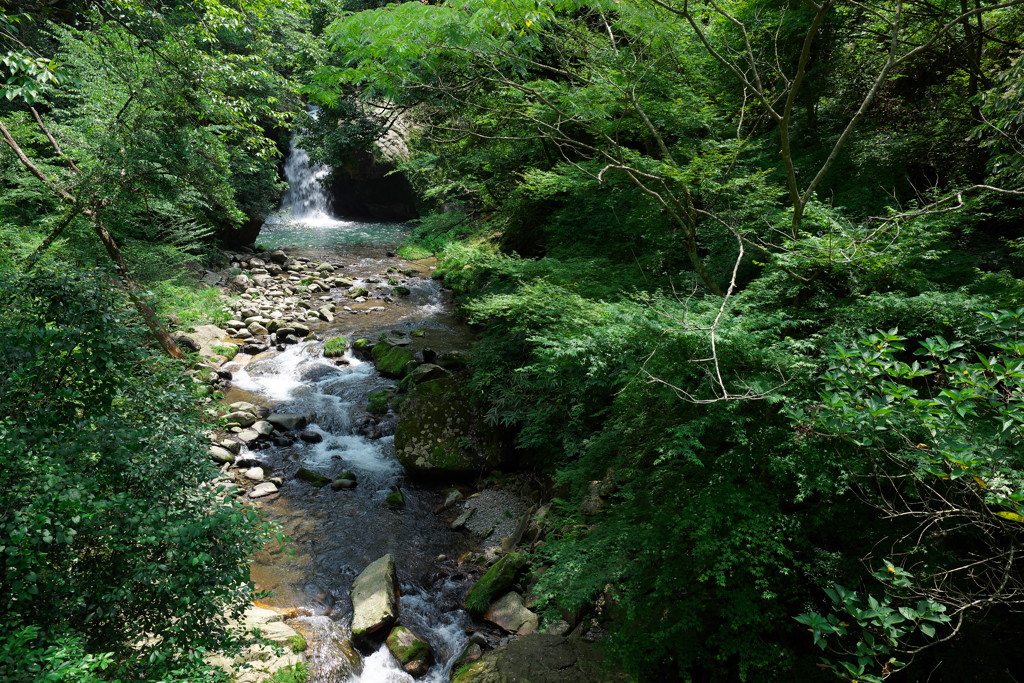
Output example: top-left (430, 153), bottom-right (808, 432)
top-left (258, 215), bottom-right (410, 251)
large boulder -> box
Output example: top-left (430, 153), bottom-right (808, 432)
top-left (350, 554), bottom-right (398, 642)
top-left (451, 633), bottom-right (625, 683)
top-left (394, 376), bottom-right (502, 477)
top-left (483, 592), bottom-right (538, 635)
top-left (188, 324), bottom-right (231, 358)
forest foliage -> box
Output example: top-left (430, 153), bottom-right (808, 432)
top-left (2, 0), bottom-right (1024, 680)
top-left (305, 0), bottom-right (1024, 679)
top-left (0, 0), bottom-right (314, 679)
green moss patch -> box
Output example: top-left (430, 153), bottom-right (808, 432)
top-left (367, 389), bottom-right (390, 414)
top-left (465, 554), bottom-right (526, 614)
top-left (324, 336), bottom-right (348, 358)
top-left (296, 468), bottom-right (330, 487)
top-left (372, 343), bottom-right (418, 378)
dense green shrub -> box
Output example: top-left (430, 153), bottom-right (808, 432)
top-left (0, 266), bottom-right (272, 678)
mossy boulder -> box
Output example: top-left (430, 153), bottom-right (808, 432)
top-left (464, 554), bottom-right (525, 614)
top-left (366, 389), bottom-right (391, 414)
top-left (451, 633), bottom-right (625, 683)
top-left (386, 626), bottom-right (433, 677)
top-left (372, 342), bottom-right (418, 379)
top-left (352, 337), bottom-right (375, 360)
top-left (324, 336), bottom-right (348, 358)
top-left (394, 376), bottom-right (503, 477)
top-left (400, 363), bottom-right (451, 389)
top-left (296, 468), bottom-right (330, 487)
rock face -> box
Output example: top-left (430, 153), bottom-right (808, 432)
top-left (451, 633), bottom-right (624, 683)
top-left (483, 592), bottom-right (538, 635)
top-left (394, 377), bottom-right (502, 477)
top-left (350, 554), bottom-right (398, 641)
top-left (386, 626), bottom-right (433, 677)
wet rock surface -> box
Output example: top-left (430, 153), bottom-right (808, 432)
top-left (451, 633), bottom-right (627, 683)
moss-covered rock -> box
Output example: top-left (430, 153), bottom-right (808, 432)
top-left (451, 633), bottom-right (627, 683)
top-left (386, 489), bottom-right (405, 507)
top-left (386, 626), bottom-right (433, 677)
top-left (324, 336), bottom-right (348, 358)
top-left (371, 342), bottom-right (418, 378)
top-left (394, 376), bottom-right (503, 477)
top-left (352, 337), bottom-right (374, 360)
top-left (366, 389), bottom-right (391, 414)
top-left (400, 363), bottom-right (451, 389)
top-left (296, 468), bottom-right (330, 487)
top-left (464, 554), bottom-right (525, 614)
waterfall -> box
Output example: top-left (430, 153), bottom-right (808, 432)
top-left (278, 138), bottom-right (333, 222)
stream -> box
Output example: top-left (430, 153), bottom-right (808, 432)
top-left (225, 132), bottom-right (478, 682)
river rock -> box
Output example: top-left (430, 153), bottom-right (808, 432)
top-left (451, 507), bottom-right (475, 530)
top-left (331, 477), bottom-right (357, 490)
top-left (350, 554), bottom-right (398, 642)
top-left (208, 445), bottom-right (235, 464)
top-left (268, 249), bottom-right (289, 264)
top-left (247, 321), bottom-right (269, 336)
top-left (244, 467), bottom-right (264, 481)
top-left (268, 413), bottom-right (307, 431)
top-left (188, 324), bottom-right (232, 357)
top-left (465, 554), bottom-right (525, 614)
top-left (249, 482), bottom-right (278, 498)
top-left (229, 401), bottom-right (260, 413)
top-left (299, 430), bottom-right (323, 444)
top-left (228, 274), bottom-right (250, 292)
top-left (401, 363), bottom-right (451, 387)
top-left (386, 626), bottom-right (433, 677)
top-left (252, 420), bottom-right (274, 436)
top-left (316, 262), bottom-right (335, 273)
top-left (483, 592), bottom-right (538, 635)
top-left (218, 439), bottom-right (242, 454)
top-left (451, 633), bottom-right (622, 683)
top-left (223, 411), bottom-right (257, 428)
top-left (394, 377), bottom-right (503, 476)
top-left (236, 428), bottom-right (261, 445)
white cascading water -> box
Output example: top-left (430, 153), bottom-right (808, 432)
top-left (230, 341), bottom-right (471, 681)
top-left (277, 132), bottom-right (336, 225)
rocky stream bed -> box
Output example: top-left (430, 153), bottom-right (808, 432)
top-left (172, 236), bottom-right (620, 683)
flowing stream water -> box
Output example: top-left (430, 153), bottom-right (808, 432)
top-left (228, 131), bottom-right (478, 682)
